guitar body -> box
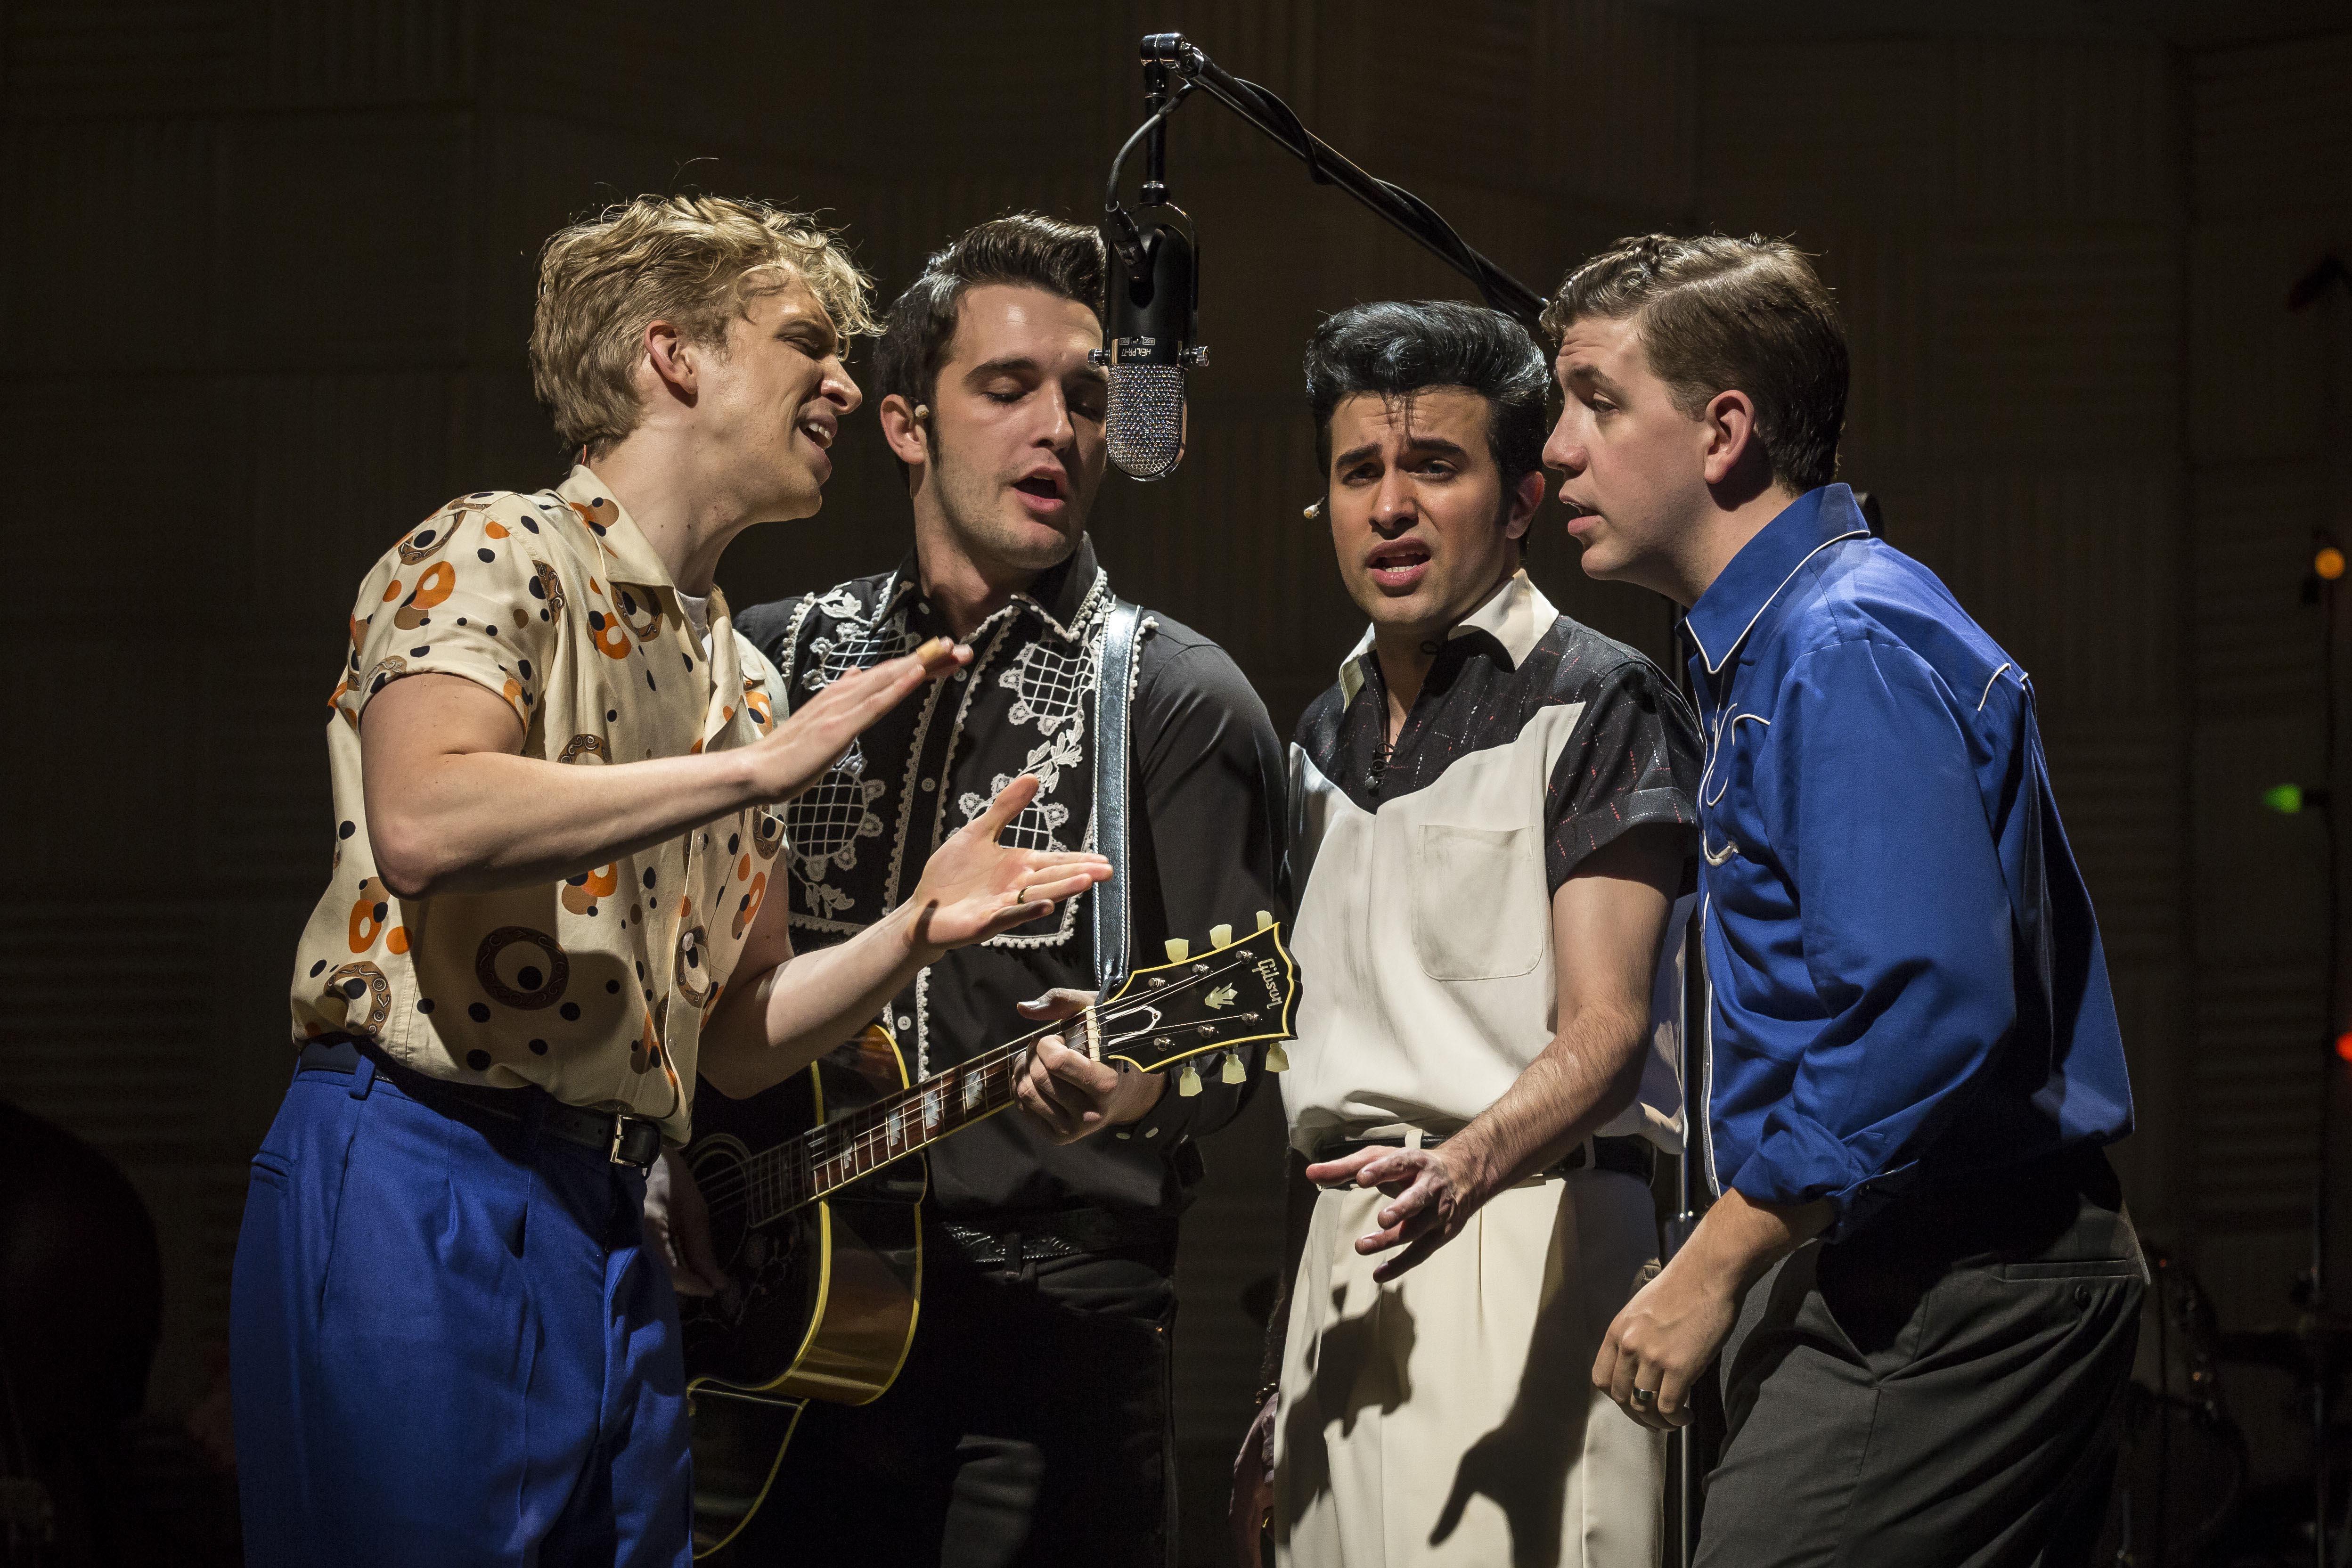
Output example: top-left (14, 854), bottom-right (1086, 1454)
top-left (680, 1025), bottom-right (923, 1555)
top-left (672, 919), bottom-right (1299, 1557)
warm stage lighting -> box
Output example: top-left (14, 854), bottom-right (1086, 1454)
top-left (2319, 546), bottom-right (2346, 581)
top-left (2336, 1031), bottom-right (2352, 1064)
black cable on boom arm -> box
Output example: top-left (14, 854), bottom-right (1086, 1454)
top-left (1103, 33), bottom-right (1548, 335)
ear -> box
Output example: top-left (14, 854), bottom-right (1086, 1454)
top-left (643, 320), bottom-right (696, 404)
top-left (880, 392), bottom-right (929, 468)
top-left (1503, 467), bottom-right (1545, 542)
top-left (1699, 389), bottom-right (1758, 487)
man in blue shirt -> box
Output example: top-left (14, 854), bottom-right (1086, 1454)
top-left (1545, 233), bottom-right (2145, 1565)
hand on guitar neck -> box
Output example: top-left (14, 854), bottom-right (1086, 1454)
top-left (1013, 988), bottom-right (1164, 1142)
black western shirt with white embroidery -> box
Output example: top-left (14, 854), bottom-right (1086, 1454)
top-left (736, 538), bottom-right (1288, 1229)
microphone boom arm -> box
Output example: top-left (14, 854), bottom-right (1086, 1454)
top-left (1125, 33), bottom-right (1549, 335)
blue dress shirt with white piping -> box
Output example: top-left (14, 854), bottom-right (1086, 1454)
top-left (1684, 483), bottom-right (2132, 1238)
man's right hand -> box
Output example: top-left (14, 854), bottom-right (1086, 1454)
top-left (745, 636), bottom-right (969, 801)
top-left (1230, 1391), bottom-right (1277, 1567)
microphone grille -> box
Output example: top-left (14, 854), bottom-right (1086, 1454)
top-left (1106, 363), bottom-right (1186, 481)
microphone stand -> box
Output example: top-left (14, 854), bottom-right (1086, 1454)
top-left (1107, 34), bottom-right (1548, 335)
top-left (1112, 36), bottom-right (1699, 1560)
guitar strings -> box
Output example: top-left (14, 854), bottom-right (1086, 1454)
top-left (693, 952), bottom-right (1269, 1218)
top-left (692, 951), bottom-right (1273, 1220)
top-left (693, 952), bottom-right (1267, 1220)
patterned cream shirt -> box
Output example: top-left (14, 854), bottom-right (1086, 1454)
top-left (287, 464), bottom-right (783, 1143)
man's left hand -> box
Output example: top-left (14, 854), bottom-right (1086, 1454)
top-left (1592, 1255), bottom-right (1740, 1430)
top-left (1013, 988), bottom-right (1166, 1143)
top-left (1303, 1143), bottom-right (1489, 1284)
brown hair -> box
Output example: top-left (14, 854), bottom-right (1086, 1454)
top-left (531, 193), bottom-right (877, 458)
top-left (1542, 234), bottom-right (1848, 494)
top-left (871, 213), bottom-right (1105, 428)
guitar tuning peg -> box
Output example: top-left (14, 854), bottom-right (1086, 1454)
top-left (1256, 910), bottom-right (1274, 931)
top-left (1264, 1040), bottom-right (1291, 1073)
top-left (1177, 1062), bottom-right (1203, 1098)
top-left (1165, 938), bottom-right (1191, 962)
top-left (1220, 1050), bottom-right (1247, 1085)
top-left (1210, 923), bottom-right (1234, 949)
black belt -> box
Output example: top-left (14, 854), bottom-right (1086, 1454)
top-left (296, 1037), bottom-right (664, 1173)
top-left (938, 1209), bottom-right (1176, 1272)
top-left (1312, 1131), bottom-right (1657, 1185)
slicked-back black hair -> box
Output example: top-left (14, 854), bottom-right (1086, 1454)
top-left (1303, 300), bottom-right (1550, 489)
top-left (872, 214), bottom-right (1105, 478)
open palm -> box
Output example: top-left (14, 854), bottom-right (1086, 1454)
top-left (906, 775), bottom-right (1112, 955)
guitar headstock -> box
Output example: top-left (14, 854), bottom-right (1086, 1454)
top-left (1092, 913), bottom-right (1298, 1092)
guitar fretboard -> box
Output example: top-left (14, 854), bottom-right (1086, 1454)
top-left (736, 1009), bottom-right (1100, 1228)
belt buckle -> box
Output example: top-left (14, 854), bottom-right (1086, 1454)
top-left (607, 1115), bottom-right (645, 1169)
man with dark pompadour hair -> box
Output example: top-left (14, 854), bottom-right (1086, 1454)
top-left (726, 212), bottom-right (1288, 1568)
top-left (1230, 299), bottom-right (1700, 1568)
top-left (1555, 233), bottom-right (2142, 1566)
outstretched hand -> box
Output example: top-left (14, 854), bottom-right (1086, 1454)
top-left (1302, 1143), bottom-right (1489, 1284)
top-left (905, 775), bottom-right (1113, 959)
top-left (748, 637), bottom-right (970, 803)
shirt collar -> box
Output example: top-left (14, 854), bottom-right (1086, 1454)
top-left (557, 464), bottom-right (673, 591)
top-left (1682, 484), bottom-right (1870, 675)
top-left (1337, 568), bottom-right (1555, 706)
top-left (896, 534), bottom-right (1108, 644)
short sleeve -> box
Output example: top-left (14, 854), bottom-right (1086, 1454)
top-left (338, 498), bottom-right (565, 732)
top-left (1543, 659), bottom-right (1702, 890)
top-left (735, 633), bottom-right (783, 733)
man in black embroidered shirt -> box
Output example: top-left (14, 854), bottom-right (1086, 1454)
top-left (1229, 302), bottom-right (1700, 1568)
top-left (728, 216), bottom-right (1287, 1566)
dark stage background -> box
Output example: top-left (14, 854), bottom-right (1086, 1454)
top-left (6, 0), bottom-right (2352, 1560)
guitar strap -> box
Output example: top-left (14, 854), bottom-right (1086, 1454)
top-left (1088, 598), bottom-right (1144, 992)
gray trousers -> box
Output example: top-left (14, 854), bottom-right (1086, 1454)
top-left (1695, 1150), bottom-right (2145, 1568)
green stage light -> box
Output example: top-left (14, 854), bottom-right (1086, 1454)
top-left (2265, 784), bottom-right (2308, 814)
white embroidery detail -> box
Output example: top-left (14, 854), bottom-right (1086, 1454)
top-left (787, 581), bottom-right (918, 920)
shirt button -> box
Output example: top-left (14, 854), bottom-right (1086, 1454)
top-left (896, 1014), bottom-right (913, 1031)
top-left (921, 778), bottom-right (936, 792)
top-left (953, 669), bottom-right (968, 681)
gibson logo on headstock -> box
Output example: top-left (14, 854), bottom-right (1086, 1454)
top-left (1255, 957), bottom-right (1283, 1002)
top-left (1206, 984), bottom-right (1238, 1010)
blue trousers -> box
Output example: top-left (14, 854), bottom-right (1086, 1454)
top-left (230, 1053), bottom-right (691, 1567)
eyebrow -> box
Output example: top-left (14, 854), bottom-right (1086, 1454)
top-left (1332, 434), bottom-right (1473, 468)
top-left (964, 355), bottom-right (1109, 387)
top-left (1561, 360), bottom-right (1625, 400)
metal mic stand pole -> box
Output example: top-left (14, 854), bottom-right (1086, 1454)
top-left (1666, 914), bottom-right (1707, 1568)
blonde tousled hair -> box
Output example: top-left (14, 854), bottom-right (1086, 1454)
top-left (530, 193), bottom-right (877, 456)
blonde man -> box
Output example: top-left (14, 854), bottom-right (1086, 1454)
top-left (229, 195), bottom-right (1110, 1568)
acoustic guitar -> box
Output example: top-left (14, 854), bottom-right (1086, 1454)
top-left (679, 915), bottom-right (1298, 1555)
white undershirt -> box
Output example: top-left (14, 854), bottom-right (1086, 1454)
top-left (675, 589), bottom-right (712, 655)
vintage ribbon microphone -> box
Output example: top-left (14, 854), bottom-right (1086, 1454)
top-left (1110, 35), bottom-right (1714, 1564)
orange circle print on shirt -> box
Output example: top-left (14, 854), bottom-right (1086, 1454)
top-left (562, 863), bottom-right (619, 917)
top-left (392, 562), bottom-right (457, 630)
top-left (590, 610), bottom-right (631, 660)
